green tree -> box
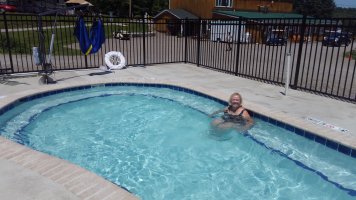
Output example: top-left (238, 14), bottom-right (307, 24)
top-left (333, 8), bottom-right (356, 35)
top-left (88, 0), bottom-right (168, 17)
top-left (88, 0), bottom-right (130, 16)
top-left (294, 0), bottom-right (336, 18)
top-left (333, 7), bottom-right (356, 18)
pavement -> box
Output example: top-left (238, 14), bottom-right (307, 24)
top-left (0, 63), bottom-right (355, 199)
top-left (0, 157), bottom-right (80, 200)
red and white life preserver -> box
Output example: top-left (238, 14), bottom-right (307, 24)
top-left (105, 51), bottom-right (126, 70)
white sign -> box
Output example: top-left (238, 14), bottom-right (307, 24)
top-left (305, 117), bottom-right (349, 133)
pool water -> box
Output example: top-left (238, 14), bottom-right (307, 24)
top-left (1, 86), bottom-right (355, 200)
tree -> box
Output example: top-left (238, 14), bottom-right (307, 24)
top-left (333, 7), bottom-right (356, 18)
top-left (88, 0), bottom-right (168, 17)
top-left (294, 0), bottom-right (336, 18)
top-left (88, 0), bottom-right (129, 16)
top-left (333, 8), bottom-right (356, 35)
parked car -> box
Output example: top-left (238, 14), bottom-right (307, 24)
top-left (0, 4), bottom-right (16, 12)
top-left (265, 29), bottom-right (287, 46)
top-left (322, 31), bottom-right (352, 47)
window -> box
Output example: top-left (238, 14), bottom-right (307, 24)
top-left (216, 0), bottom-right (232, 7)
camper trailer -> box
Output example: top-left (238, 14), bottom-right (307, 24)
top-left (210, 20), bottom-right (251, 43)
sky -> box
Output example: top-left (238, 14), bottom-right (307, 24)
top-left (334, 0), bottom-right (356, 8)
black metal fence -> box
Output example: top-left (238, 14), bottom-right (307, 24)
top-left (0, 13), bottom-right (355, 102)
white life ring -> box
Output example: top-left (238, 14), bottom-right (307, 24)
top-left (105, 51), bottom-right (126, 70)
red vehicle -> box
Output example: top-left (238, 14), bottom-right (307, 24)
top-left (0, 4), bottom-right (16, 12)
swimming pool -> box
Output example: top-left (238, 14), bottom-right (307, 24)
top-left (0, 84), bottom-right (355, 200)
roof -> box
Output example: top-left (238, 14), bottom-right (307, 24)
top-left (213, 10), bottom-right (304, 19)
top-left (154, 9), bottom-right (198, 19)
top-left (212, 10), bottom-right (338, 24)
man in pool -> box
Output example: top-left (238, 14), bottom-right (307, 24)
top-left (210, 92), bottom-right (254, 132)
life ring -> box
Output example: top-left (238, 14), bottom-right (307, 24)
top-left (105, 51), bottom-right (126, 70)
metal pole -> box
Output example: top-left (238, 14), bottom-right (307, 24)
top-left (3, 12), bottom-right (14, 73)
top-left (284, 52), bottom-right (291, 95)
top-left (235, 19), bottom-right (242, 76)
top-left (184, 18), bottom-right (188, 63)
top-left (37, 15), bottom-right (45, 67)
top-left (196, 18), bottom-right (201, 66)
top-left (47, 34), bottom-right (55, 64)
top-left (142, 15), bottom-right (146, 66)
top-left (292, 15), bottom-right (307, 89)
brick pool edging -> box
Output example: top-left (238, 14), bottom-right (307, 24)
top-left (0, 136), bottom-right (138, 200)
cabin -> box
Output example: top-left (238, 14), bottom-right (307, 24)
top-left (169, 0), bottom-right (294, 19)
top-left (155, 0), bottom-right (298, 43)
top-left (154, 9), bottom-right (199, 36)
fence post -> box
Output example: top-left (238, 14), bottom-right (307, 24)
top-left (84, 55), bottom-right (88, 68)
top-left (184, 18), bottom-right (188, 63)
top-left (292, 15), bottom-right (307, 89)
top-left (142, 15), bottom-right (146, 66)
top-left (37, 15), bottom-right (46, 67)
top-left (196, 18), bottom-right (201, 66)
top-left (234, 18), bottom-right (242, 76)
top-left (284, 52), bottom-right (292, 95)
top-left (3, 12), bottom-right (14, 73)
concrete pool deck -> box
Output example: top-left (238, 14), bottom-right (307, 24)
top-left (0, 63), bottom-right (355, 199)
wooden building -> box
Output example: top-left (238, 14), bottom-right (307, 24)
top-left (156, 0), bottom-right (303, 43)
top-left (169, 0), bottom-right (294, 19)
top-left (154, 9), bottom-right (199, 35)
top-left (212, 10), bottom-right (304, 43)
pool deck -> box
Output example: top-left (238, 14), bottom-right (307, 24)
top-left (0, 63), bottom-right (355, 199)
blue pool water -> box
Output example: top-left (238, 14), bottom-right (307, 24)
top-left (0, 86), bottom-right (355, 200)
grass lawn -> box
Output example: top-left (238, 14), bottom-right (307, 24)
top-left (0, 15), bottom-right (146, 55)
top-left (345, 50), bottom-right (356, 60)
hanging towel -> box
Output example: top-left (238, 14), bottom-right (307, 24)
top-left (74, 16), bottom-right (105, 55)
top-left (74, 16), bottom-right (92, 55)
top-left (89, 17), bottom-right (105, 54)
